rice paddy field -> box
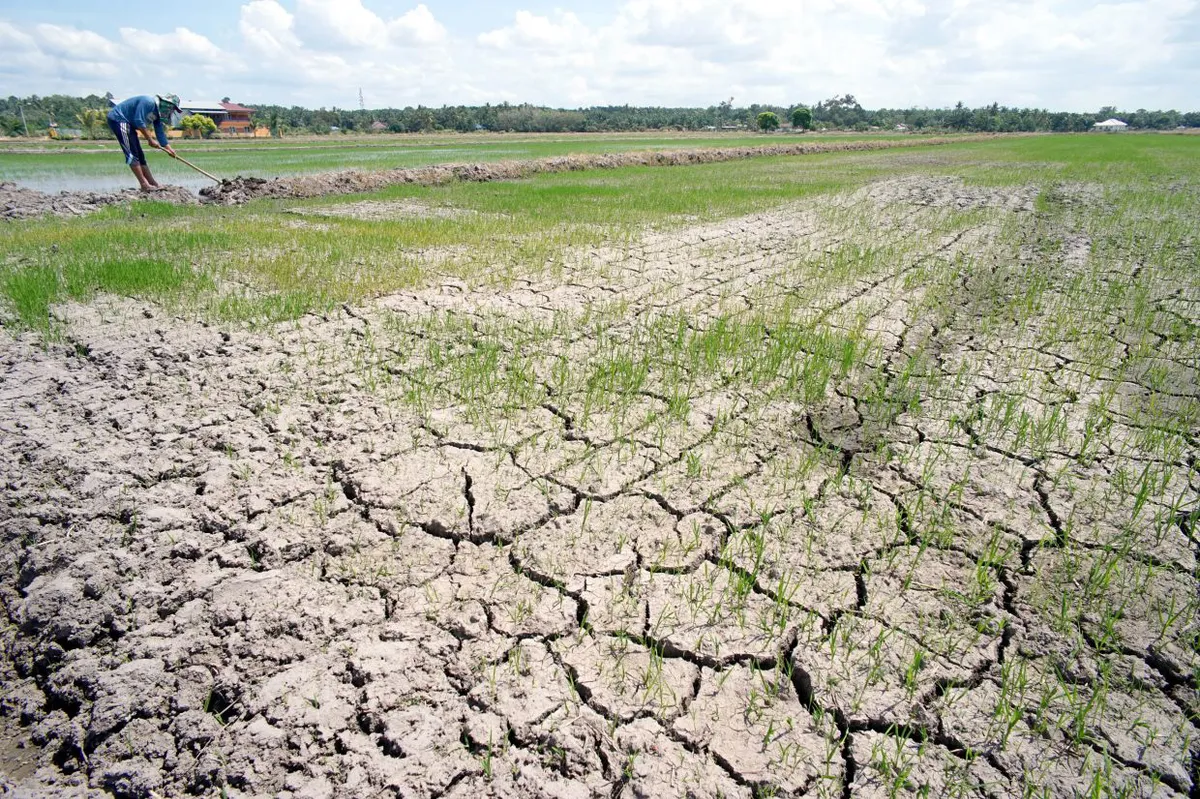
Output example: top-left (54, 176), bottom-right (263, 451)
top-left (0, 131), bottom-right (889, 193)
top-left (0, 133), bottom-right (1197, 798)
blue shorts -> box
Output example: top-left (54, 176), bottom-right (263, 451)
top-left (108, 117), bottom-right (146, 167)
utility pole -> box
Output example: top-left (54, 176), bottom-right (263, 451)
top-left (358, 88), bottom-right (365, 111)
top-left (19, 105), bottom-right (30, 137)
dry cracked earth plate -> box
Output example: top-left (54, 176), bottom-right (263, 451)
top-left (1, 176), bottom-right (1197, 798)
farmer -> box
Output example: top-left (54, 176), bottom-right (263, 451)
top-left (106, 94), bottom-right (183, 192)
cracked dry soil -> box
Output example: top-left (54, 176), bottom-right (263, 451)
top-left (1, 176), bottom-right (1198, 798)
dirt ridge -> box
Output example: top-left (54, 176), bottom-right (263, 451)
top-left (197, 135), bottom-right (997, 205)
top-left (2, 136), bottom-right (998, 220)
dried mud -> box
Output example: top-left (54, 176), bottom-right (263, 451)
top-left (1, 176), bottom-right (1197, 798)
top-left (286, 201), bottom-right (479, 222)
top-left (0, 182), bottom-right (197, 221)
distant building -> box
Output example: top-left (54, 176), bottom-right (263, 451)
top-left (1093, 118), bottom-right (1128, 132)
top-left (895, 123), bottom-right (909, 131)
top-left (179, 99), bottom-right (257, 136)
top-left (371, 121), bottom-right (388, 132)
top-left (220, 102), bottom-right (256, 135)
top-left (180, 100), bottom-right (226, 125)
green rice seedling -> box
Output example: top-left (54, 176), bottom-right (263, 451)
top-left (993, 656), bottom-right (1030, 749)
top-left (869, 732), bottom-right (923, 799)
top-left (902, 648), bottom-right (927, 698)
top-left (865, 625), bottom-right (896, 687)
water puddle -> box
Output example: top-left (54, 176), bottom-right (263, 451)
top-left (4, 174), bottom-right (213, 194)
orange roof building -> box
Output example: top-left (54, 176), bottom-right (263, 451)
top-left (219, 102), bottom-right (256, 135)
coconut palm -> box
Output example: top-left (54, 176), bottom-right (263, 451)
top-left (76, 108), bottom-right (106, 139)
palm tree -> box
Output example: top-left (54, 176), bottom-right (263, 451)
top-left (76, 108), bottom-right (106, 139)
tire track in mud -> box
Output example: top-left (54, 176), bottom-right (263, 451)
top-left (1, 176), bottom-right (1197, 797)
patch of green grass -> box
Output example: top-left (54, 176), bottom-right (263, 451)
top-left (0, 147), bottom-right (888, 332)
top-left (1, 266), bottom-right (61, 330)
top-left (952, 132), bottom-right (1199, 185)
top-left (1, 255), bottom-right (209, 331)
top-left (2, 133), bottom-right (1198, 336)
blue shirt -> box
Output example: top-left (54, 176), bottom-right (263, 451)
top-left (107, 96), bottom-right (169, 148)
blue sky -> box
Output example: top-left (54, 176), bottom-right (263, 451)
top-left (2, 0), bottom-right (1197, 110)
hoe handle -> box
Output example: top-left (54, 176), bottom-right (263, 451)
top-left (170, 152), bottom-right (221, 183)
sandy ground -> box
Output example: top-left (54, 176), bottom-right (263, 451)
top-left (1, 177), bottom-right (1196, 798)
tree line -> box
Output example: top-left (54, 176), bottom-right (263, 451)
top-left (3, 93), bottom-right (1197, 138)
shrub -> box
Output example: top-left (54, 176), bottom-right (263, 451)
top-left (180, 114), bottom-right (218, 138)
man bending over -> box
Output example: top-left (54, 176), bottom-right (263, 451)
top-left (106, 94), bottom-right (182, 191)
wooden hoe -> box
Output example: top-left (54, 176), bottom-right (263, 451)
top-left (168, 152), bottom-right (221, 183)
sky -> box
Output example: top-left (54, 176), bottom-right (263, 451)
top-left (2, 0), bottom-right (1197, 111)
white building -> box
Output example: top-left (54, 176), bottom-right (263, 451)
top-left (1093, 118), bottom-right (1129, 132)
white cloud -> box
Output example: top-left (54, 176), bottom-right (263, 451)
top-left (293, 0), bottom-right (389, 49)
top-left (0, 20), bottom-right (38, 53)
top-left (389, 4), bottom-right (447, 46)
top-left (947, 0), bottom-right (1194, 73)
top-left (0, 0), bottom-right (1196, 110)
top-left (119, 26), bottom-right (225, 63)
top-left (57, 60), bottom-right (120, 81)
top-left (478, 10), bottom-right (590, 51)
top-left (32, 23), bottom-right (120, 61)
top-left (230, 1), bottom-right (452, 102)
top-left (288, 0), bottom-right (446, 50)
top-left (239, 0), bottom-right (302, 58)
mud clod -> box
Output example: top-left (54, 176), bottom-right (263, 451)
top-left (1, 181), bottom-right (197, 220)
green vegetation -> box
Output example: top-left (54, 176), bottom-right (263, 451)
top-left (74, 108), bottom-right (107, 140)
top-left (1, 134), bottom-right (1196, 335)
top-left (756, 112), bottom-right (780, 132)
top-left (180, 113), bottom-right (218, 138)
top-left (790, 107), bottom-right (813, 131)
top-left (4, 92), bottom-right (1197, 137)
top-left (1, 131), bottom-right (875, 190)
